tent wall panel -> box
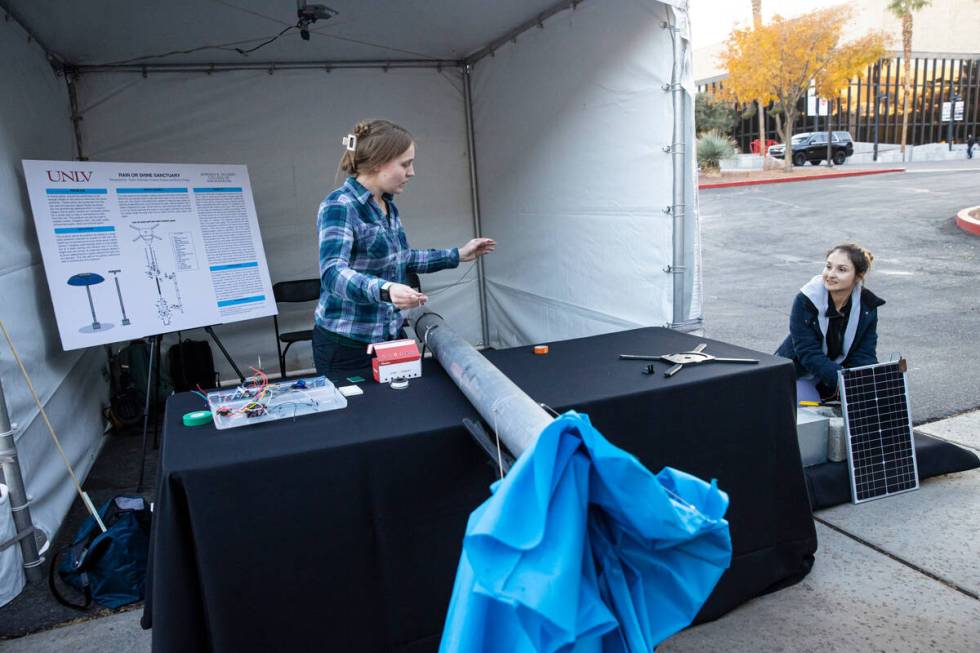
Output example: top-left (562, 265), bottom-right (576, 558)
top-left (470, 0), bottom-right (698, 347)
top-left (78, 69), bottom-right (481, 376)
top-left (0, 1), bottom-right (702, 596)
top-left (0, 19), bottom-right (107, 548)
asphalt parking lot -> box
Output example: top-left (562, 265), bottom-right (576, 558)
top-left (699, 159), bottom-right (980, 423)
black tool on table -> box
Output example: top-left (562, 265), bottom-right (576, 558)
top-left (619, 343), bottom-right (759, 378)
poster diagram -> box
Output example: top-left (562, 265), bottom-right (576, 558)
top-left (22, 160), bottom-right (277, 351)
top-left (131, 223), bottom-right (184, 326)
top-left (67, 272), bottom-right (111, 332)
top-left (107, 269), bottom-right (131, 326)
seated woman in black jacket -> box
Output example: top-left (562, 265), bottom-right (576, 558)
top-left (775, 243), bottom-right (884, 401)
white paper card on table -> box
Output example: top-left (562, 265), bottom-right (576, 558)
top-left (338, 385), bottom-right (364, 397)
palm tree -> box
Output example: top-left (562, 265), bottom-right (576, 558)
top-left (888, 0), bottom-right (931, 159)
top-left (751, 1), bottom-right (766, 160)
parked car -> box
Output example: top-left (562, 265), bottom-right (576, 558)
top-left (768, 131), bottom-right (854, 166)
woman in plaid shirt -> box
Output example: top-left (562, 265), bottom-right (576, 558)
top-left (314, 119), bottom-right (494, 380)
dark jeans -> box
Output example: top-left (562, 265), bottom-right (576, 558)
top-left (312, 326), bottom-right (407, 383)
top-left (312, 326), bottom-right (373, 382)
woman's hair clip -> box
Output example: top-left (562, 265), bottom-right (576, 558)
top-left (342, 134), bottom-right (357, 152)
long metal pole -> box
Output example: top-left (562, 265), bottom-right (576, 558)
top-left (462, 65), bottom-right (491, 347)
top-left (136, 335), bottom-right (157, 492)
top-left (873, 64), bottom-right (881, 162)
top-left (415, 313), bottom-right (551, 457)
top-left (947, 94), bottom-right (958, 152)
top-left (668, 12), bottom-right (687, 328)
top-left (0, 376), bottom-right (44, 582)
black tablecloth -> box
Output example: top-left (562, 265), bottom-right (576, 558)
top-left (806, 433), bottom-right (980, 510)
top-left (142, 327), bottom-right (817, 652)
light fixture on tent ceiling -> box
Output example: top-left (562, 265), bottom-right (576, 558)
top-left (297, 1), bottom-right (338, 41)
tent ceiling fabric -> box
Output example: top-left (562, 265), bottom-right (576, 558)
top-left (4, 0), bottom-right (574, 66)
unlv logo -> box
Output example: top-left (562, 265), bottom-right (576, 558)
top-left (46, 170), bottom-right (93, 183)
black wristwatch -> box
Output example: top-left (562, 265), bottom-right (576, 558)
top-left (380, 282), bottom-right (392, 303)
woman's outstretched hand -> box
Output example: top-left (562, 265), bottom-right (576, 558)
top-left (459, 238), bottom-right (496, 262)
top-left (388, 283), bottom-right (428, 310)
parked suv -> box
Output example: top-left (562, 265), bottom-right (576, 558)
top-left (768, 131), bottom-right (854, 166)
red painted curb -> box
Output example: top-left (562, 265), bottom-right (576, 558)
top-left (955, 206), bottom-right (980, 236)
top-left (699, 167), bottom-right (906, 189)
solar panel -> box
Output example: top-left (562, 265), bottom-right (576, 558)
top-left (839, 360), bottom-right (919, 504)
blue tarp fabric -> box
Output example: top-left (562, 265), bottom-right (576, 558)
top-left (439, 412), bottom-right (732, 652)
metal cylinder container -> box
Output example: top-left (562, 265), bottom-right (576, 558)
top-left (827, 417), bottom-right (847, 463)
top-left (414, 312), bottom-right (552, 458)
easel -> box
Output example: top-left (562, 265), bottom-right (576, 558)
top-left (136, 325), bottom-right (246, 491)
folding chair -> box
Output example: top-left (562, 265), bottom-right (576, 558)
top-left (272, 279), bottom-right (321, 379)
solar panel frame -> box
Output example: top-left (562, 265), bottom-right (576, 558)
top-left (839, 361), bottom-right (919, 505)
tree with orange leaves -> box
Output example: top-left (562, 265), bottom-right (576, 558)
top-left (720, 7), bottom-right (886, 170)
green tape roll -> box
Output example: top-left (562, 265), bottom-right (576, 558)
top-left (182, 410), bottom-right (213, 427)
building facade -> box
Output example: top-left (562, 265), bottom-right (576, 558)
top-left (694, 0), bottom-right (980, 151)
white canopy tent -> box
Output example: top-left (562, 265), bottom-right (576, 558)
top-left (0, 0), bottom-right (701, 600)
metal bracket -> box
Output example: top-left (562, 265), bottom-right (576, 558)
top-left (0, 525), bottom-right (35, 552)
top-left (10, 495), bottom-right (33, 512)
top-left (462, 417), bottom-right (515, 476)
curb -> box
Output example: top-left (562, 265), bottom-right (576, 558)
top-left (699, 167), bottom-right (906, 190)
top-left (955, 206), bottom-right (980, 236)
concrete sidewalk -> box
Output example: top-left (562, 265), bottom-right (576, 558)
top-left (4, 412), bottom-right (979, 652)
top-left (661, 410), bottom-right (980, 652)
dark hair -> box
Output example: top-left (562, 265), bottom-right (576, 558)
top-left (338, 119), bottom-right (413, 177)
top-left (827, 243), bottom-right (874, 278)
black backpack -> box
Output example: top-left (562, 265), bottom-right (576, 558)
top-left (168, 339), bottom-right (217, 391)
top-left (48, 495), bottom-right (151, 609)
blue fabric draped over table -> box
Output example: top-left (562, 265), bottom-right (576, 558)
top-left (441, 412), bottom-right (732, 652)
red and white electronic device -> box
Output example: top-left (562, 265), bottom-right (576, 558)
top-left (366, 339), bottom-right (422, 383)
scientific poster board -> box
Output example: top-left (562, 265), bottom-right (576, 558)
top-left (22, 160), bottom-right (277, 350)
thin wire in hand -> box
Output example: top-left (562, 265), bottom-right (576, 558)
top-left (423, 263), bottom-right (478, 300)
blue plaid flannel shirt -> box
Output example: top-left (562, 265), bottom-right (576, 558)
top-left (315, 177), bottom-right (459, 342)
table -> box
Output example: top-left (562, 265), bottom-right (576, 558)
top-left (142, 327), bottom-right (817, 652)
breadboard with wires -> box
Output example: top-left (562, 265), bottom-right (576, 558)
top-left (206, 374), bottom-right (347, 430)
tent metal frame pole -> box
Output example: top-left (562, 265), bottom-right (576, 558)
top-left (65, 72), bottom-right (86, 161)
top-left (0, 375), bottom-right (45, 583)
top-left (69, 60), bottom-right (462, 75)
top-left (0, 0), bottom-right (64, 73)
top-left (464, 0), bottom-right (585, 66)
top-left (667, 11), bottom-right (687, 329)
top-left (462, 65), bottom-right (491, 347)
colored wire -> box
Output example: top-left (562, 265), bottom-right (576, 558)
top-left (237, 367), bottom-right (270, 414)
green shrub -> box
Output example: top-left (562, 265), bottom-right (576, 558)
top-left (697, 130), bottom-right (737, 171)
top-left (695, 93), bottom-right (737, 136)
